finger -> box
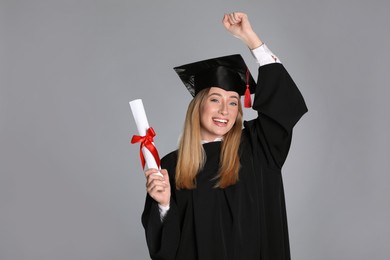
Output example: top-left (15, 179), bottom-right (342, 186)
top-left (229, 13), bottom-right (239, 24)
top-left (160, 169), bottom-right (169, 179)
top-left (158, 169), bottom-right (171, 185)
top-left (151, 172), bottom-right (163, 178)
top-left (222, 14), bottom-right (231, 27)
top-left (222, 13), bottom-right (228, 23)
top-left (227, 13), bottom-right (235, 25)
top-left (232, 12), bottom-right (238, 23)
top-left (147, 183), bottom-right (164, 192)
top-left (146, 174), bottom-right (165, 187)
top-left (229, 13), bottom-right (236, 23)
top-left (233, 12), bottom-right (246, 24)
top-left (226, 13), bottom-right (233, 24)
top-left (144, 168), bottom-right (159, 177)
top-left (146, 174), bottom-right (166, 184)
top-left (147, 182), bottom-right (168, 193)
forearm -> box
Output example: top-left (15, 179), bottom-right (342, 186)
top-left (241, 31), bottom-right (263, 50)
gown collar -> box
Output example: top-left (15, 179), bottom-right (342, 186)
top-left (201, 137), bottom-right (223, 144)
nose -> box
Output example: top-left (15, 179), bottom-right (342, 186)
top-left (219, 101), bottom-right (228, 115)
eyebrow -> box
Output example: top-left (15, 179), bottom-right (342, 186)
top-left (208, 92), bottom-right (239, 100)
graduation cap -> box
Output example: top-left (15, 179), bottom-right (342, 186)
top-left (173, 54), bottom-right (256, 108)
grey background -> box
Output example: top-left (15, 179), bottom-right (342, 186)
top-left (1, 0), bottom-right (389, 259)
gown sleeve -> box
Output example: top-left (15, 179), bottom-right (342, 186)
top-left (240, 62), bottom-right (307, 260)
top-left (141, 153), bottom-right (181, 260)
top-left (246, 63), bottom-right (308, 168)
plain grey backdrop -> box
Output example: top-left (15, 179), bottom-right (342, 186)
top-left (1, 0), bottom-right (389, 259)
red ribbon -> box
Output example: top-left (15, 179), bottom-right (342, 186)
top-left (131, 127), bottom-right (161, 169)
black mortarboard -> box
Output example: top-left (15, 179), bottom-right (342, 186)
top-left (173, 54), bottom-right (256, 107)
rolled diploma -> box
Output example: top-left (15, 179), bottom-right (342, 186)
top-left (129, 99), bottom-right (163, 177)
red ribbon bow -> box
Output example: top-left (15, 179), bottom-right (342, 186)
top-left (131, 127), bottom-right (161, 169)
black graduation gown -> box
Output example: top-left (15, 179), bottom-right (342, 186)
top-left (142, 63), bottom-right (308, 260)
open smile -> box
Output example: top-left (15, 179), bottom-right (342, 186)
top-left (213, 118), bottom-right (228, 125)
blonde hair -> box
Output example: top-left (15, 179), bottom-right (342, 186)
top-left (175, 88), bottom-right (243, 189)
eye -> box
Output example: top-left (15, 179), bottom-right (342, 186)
top-left (210, 98), bottom-right (219, 103)
top-left (229, 101), bottom-right (238, 106)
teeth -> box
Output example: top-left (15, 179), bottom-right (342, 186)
top-left (214, 118), bottom-right (227, 123)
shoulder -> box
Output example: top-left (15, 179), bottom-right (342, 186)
top-left (161, 150), bottom-right (178, 170)
top-left (238, 127), bottom-right (255, 159)
top-left (242, 119), bottom-right (259, 143)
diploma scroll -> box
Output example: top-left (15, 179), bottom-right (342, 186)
top-left (130, 99), bottom-right (163, 177)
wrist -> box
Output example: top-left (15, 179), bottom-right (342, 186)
top-left (159, 200), bottom-right (170, 208)
top-left (242, 31), bottom-right (263, 50)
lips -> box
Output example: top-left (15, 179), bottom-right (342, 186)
top-left (213, 118), bottom-right (228, 125)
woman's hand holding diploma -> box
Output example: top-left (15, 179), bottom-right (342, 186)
top-left (145, 168), bottom-right (171, 207)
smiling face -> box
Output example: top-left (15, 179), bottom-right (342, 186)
top-left (199, 87), bottom-right (240, 142)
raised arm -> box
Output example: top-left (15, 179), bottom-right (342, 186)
top-left (222, 12), bottom-right (263, 50)
top-left (223, 13), bottom-right (308, 168)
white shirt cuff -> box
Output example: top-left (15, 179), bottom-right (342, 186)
top-left (251, 43), bottom-right (281, 66)
top-left (158, 203), bottom-right (170, 222)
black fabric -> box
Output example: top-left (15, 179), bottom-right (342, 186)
top-left (142, 63), bottom-right (308, 260)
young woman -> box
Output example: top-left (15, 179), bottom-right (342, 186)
top-left (142, 12), bottom-right (308, 260)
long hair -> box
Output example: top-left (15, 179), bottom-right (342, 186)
top-left (175, 88), bottom-right (243, 189)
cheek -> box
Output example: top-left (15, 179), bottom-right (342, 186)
top-left (201, 102), bottom-right (218, 116)
top-left (199, 103), bottom-right (206, 116)
top-left (199, 104), bottom-right (210, 126)
top-left (200, 102), bottom-right (208, 115)
top-left (230, 107), bottom-right (239, 119)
